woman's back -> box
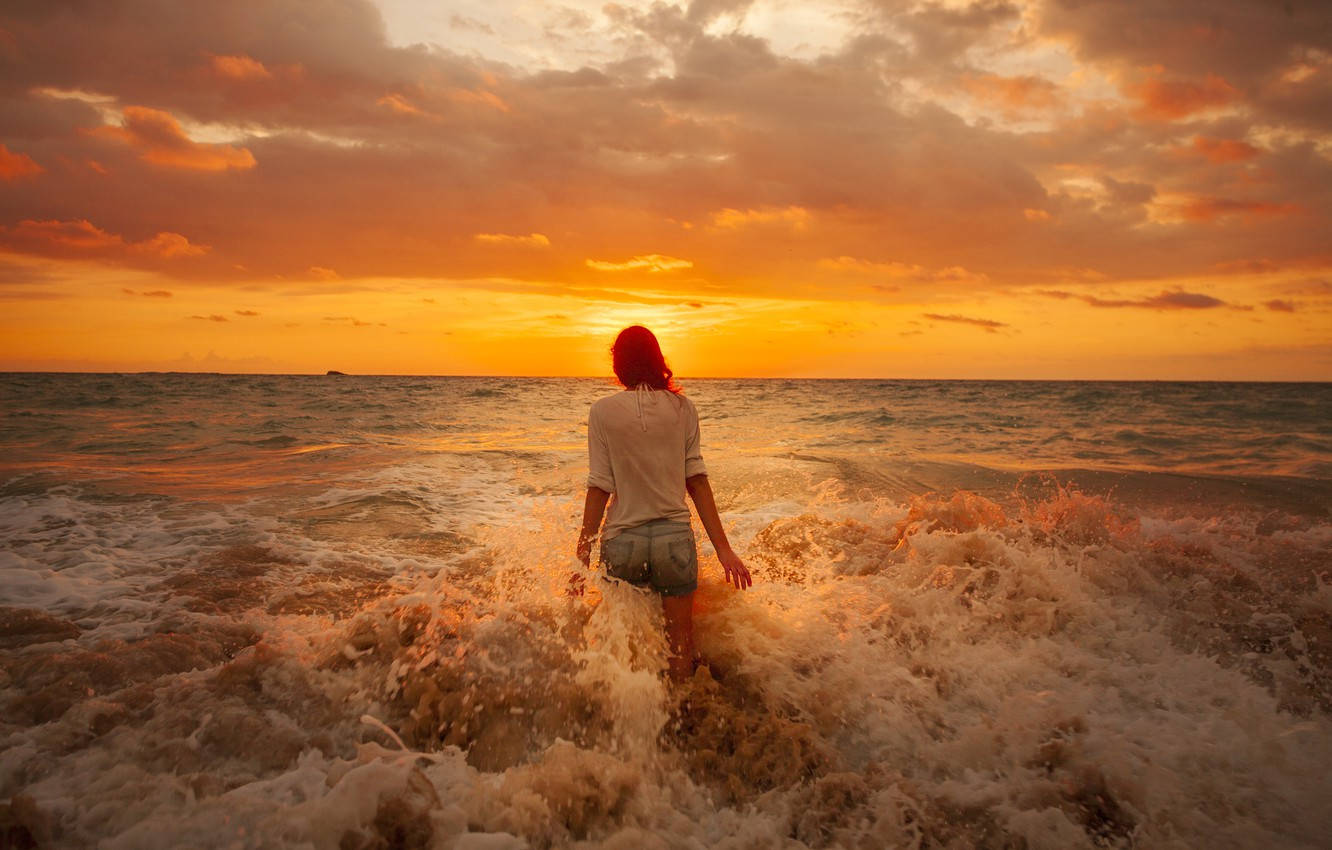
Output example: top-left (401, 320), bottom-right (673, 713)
top-left (587, 388), bottom-right (706, 540)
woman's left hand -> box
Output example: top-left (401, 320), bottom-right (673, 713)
top-left (718, 547), bottom-right (752, 590)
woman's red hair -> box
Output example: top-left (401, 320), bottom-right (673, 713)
top-left (611, 326), bottom-right (681, 393)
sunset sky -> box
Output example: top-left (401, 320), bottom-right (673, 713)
top-left (1, 0), bottom-right (1329, 379)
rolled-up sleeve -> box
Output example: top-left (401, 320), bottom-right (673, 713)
top-left (586, 405), bottom-right (616, 492)
top-left (684, 398), bottom-right (707, 478)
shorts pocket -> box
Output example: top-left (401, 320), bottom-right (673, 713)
top-left (601, 534), bottom-right (650, 584)
top-left (652, 532), bottom-right (697, 591)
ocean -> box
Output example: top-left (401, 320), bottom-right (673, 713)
top-left (1, 373), bottom-right (1329, 849)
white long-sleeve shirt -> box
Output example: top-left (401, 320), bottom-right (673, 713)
top-left (586, 387), bottom-right (707, 540)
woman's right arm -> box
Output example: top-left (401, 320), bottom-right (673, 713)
top-left (580, 403), bottom-right (614, 567)
top-left (686, 474), bottom-right (752, 589)
top-left (577, 487), bottom-right (610, 566)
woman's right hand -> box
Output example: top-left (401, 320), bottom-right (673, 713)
top-left (570, 535), bottom-right (592, 598)
top-left (718, 547), bottom-right (752, 589)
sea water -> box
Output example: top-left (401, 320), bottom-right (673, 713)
top-left (1, 373), bottom-right (1329, 849)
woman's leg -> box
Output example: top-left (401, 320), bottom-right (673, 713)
top-left (661, 592), bottom-right (695, 681)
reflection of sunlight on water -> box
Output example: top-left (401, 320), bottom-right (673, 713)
top-left (410, 432), bottom-right (583, 454)
top-left (283, 442), bottom-right (354, 455)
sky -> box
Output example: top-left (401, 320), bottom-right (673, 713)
top-left (0, 0), bottom-right (1329, 379)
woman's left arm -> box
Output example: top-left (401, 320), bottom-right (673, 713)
top-left (576, 486), bottom-right (611, 566)
top-left (687, 474), bottom-right (752, 589)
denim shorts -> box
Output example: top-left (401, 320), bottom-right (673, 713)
top-left (599, 519), bottom-right (698, 597)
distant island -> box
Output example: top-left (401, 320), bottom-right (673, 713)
top-left (326, 370), bottom-right (347, 376)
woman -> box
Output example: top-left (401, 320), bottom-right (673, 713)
top-left (576, 325), bottom-right (752, 680)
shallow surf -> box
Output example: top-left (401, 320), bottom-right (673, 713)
top-left (1, 374), bottom-right (1329, 848)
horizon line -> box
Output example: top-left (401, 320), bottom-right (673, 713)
top-left (1, 369), bottom-right (1328, 384)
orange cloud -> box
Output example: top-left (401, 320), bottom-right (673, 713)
top-left (1280, 63), bottom-right (1319, 84)
top-left (378, 93), bottom-right (427, 117)
top-left (308, 266), bottom-right (340, 280)
top-left (6, 218), bottom-right (121, 251)
top-left (0, 144), bottom-right (44, 179)
top-left (93, 106), bottom-right (256, 171)
top-left (131, 231), bottom-right (210, 258)
top-left (961, 73), bottom-right (1062, 113)
top-left (474, 232), bottom-right (550, 247)
top-left (819, 256), bottom-right (989, 284)
top-left (1176, 197), bottom-right (1300, 222)
top-left (445, 88), bottom-right (509, 112)
top-left (0, 218), bottom-right (208, 261)
top-left (585, 254), bottom-right (693, 272)
top-left (710, 206), bottom-right (810, 230)
top-left (1187, 136), bottom-right (1260, 163)
top-left (1130, 73), bottom-right (1238, 120)
top-left (210, 53), bottom-right (271, 81)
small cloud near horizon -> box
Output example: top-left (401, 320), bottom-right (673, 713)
top-left (821, 256), bottom-right (989, 285)
top-left (1040, 289), bottom-right (1228, 310)
top-left (710, 206), bottom-right (810, 231)
top-left (188, 314), bottom-right (227, 322)
top-left (323, 315), bottom-right (372, 326)
top-left (474, 232), bottom-right (550, 248)
top-left (586, 254), bottom-right (692, 272)
top-left (923, 313), bottom-right (1009, 332)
